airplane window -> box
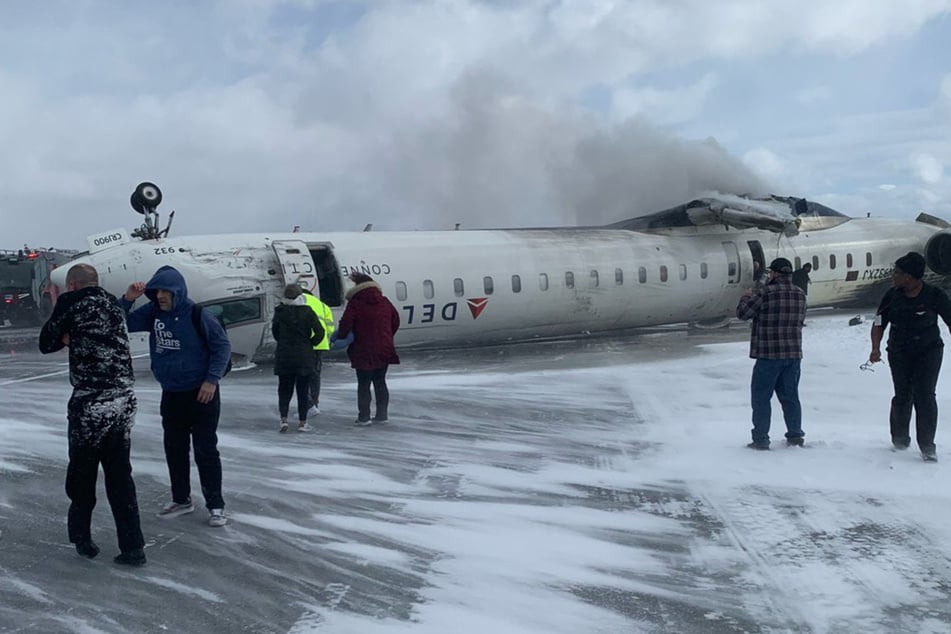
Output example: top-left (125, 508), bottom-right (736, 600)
top-left (565, 272), bottom-right (574, 288)
top-left (396, 281), bottom-right (407, 301)
top-left (829, 255), bottom-right (836, 270)
top-left (589, 270), bottom-right (599, 287)
top-left (454, 278), bottom-right (464, 297)
top-left (615, 268), bottom-right (623, 285)
top-left (660, 266), bottom-right (668, 282)
top-left (539, 273), bottom-right (549, 291)
top-left (423, 279), bottom-right (434, 299)
top-left (847, 253), bottom-right (853, 268)
top-left (483, 276), bottom-right (494, 295)
top-left (794, 257), bottom-right (801, 270)
top-left (200, 297), bottom-right (262, 327)
top-left (638, 267), bottom-right (647, 283)
top-left (866, 252), bottom-right (872, 266)
top-left (700, 262), bottom-right (708, 279)
top-left (679, 264), bottom-right (687, 281)
top-left (511, 275), bottom-right (521, 293)
top-left (812, 256), bottom-right (820, 271)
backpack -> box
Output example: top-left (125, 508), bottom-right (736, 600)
top-left (191, 304), bottom-right (233, 376)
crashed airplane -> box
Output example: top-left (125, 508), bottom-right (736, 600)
top-left (52, 183), bottom-right (951, 363)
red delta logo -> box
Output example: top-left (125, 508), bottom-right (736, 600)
top-left (400, 298), bottom-right (489, 324)
top-left (467, 297), bottom-right (488, 319)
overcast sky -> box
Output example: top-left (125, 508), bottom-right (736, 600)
top-left (2, 0), bottom-right (950, 249)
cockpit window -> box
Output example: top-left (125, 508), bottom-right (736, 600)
top-left (200, 296), bottom-right (263, 327)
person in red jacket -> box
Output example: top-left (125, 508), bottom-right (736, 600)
top-left (334, 272), bottom-right (400, 425)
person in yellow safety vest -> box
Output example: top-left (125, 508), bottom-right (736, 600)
top-left (302, 289), bottom-right (335, 417)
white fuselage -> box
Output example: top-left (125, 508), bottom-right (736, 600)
top-left (54, 216), bottom-right (939, 362)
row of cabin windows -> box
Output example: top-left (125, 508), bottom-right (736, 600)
top-left (393, 252), bottom-right (877, 301)
top-left (395, 264), bottom-right (710, 301)
top-left (795, 252), bottom-right (872, 272)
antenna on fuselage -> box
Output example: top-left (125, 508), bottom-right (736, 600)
top-left (130, 182), bottom-right (174, 240)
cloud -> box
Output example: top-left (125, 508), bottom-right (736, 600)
top-left (912, 152), bottom-right (945, 184)
top-left (1, 0), bottom-right (951, 247)
top-left (795, 86), bottom-right (832, 106)
top-left (611, 73), bottom-right (718, 125)
top-left (742, 147), bottom-right (787, 184)
top-left (940, 73), bottom-right (951, 108)
top-left (793, 0), bottom-right (951, 54)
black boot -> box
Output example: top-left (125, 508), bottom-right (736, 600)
top-left (113, 548), bottom-right (147, 566)
top-left (892, 436), bottom-right (910, 450)
top-left (75, 540), bottom-right (100, 559)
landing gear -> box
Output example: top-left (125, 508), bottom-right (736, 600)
top-left (130, 182), bottom-right (174, 240)
top-left (130, 182), bottom-right (162, 214)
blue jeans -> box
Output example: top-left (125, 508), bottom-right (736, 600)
top-left (750, 358), bottom-right (803, 446)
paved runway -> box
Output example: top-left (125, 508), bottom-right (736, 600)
top-left (3, 318), bottom-right (951, 633)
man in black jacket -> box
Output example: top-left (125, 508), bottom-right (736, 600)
top-left (39, 264), bottom-right (146, 565)
top-left (792, 263), bottom-right (812, 296)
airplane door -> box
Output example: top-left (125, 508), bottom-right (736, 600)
top-left (271, 240), bottom-right (318, 292)
top-left (309, 246), bottom-right (344, 307)
top-left (747, 240), bottom-right (765, 283)
top-left (722, 241), bottom-right (741, 284)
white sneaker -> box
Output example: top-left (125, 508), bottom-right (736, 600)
top-left (297, 422), bottom-right (313, 432)
top-left (307, 405), bottom-right (320, 418)
top-left (157, 500), bottom-right (195, 518)
top-left (208, 509), bottom-right (228, 527)
top-left (353, 418), bottom-right (373, 426)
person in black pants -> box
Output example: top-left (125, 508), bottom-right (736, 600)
top-left (121, 266), bottom-right (232, 527)
top-left (39, 263), bottom-right (146, 565)
top-left (870, 252), bottom-right (951, 462)
top-left (272, 284), bottom-right (324, 432)
top-left (334, 272), bottom-right (400, 425)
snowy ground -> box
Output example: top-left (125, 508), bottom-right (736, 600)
top-left (3, 311), bottom-right (951, 633)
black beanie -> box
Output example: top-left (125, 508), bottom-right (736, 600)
top-left (894, 252), bottom-right (926, 279)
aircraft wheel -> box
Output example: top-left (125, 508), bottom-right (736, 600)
top-left (130, 182), bottom-right (162, 214)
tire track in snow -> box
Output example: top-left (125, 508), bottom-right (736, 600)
top-left (697, 486), bottom-right (951, 632)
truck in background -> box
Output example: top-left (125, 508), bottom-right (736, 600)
top-left (0, 248), bottom-right (75, 327)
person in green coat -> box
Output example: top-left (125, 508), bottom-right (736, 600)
top-left (302, 288), bottom-right (335, 417)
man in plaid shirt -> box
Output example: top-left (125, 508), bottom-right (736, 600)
top-left (736, 257), bottom-right (807, 449)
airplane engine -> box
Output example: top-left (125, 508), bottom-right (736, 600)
top-left (924, 228), bottom-right (951, 275)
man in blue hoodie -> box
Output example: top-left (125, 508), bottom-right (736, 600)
top-left (121, 266), bottom-right (231, 527)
